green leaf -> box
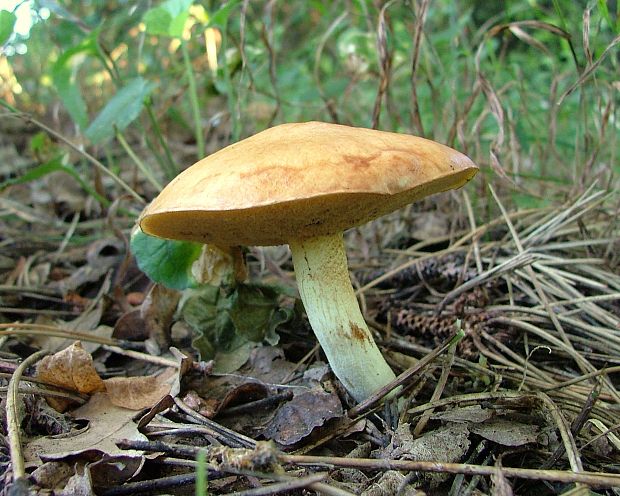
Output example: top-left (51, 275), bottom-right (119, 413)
top-left (143, 8), bottom-right (173, 36)
top-left (0, 10), bottom-right (16, 46)
top-left (0, 157), bottom-right (109, 207)
top-left (29, 132), bottom-right (51, 156)
top-left (208, 341), bottom-right (254, 373)
top-left (179, 283), bottom-right (291, 366)
top-left (181, 285), bottom-right (228, 359)
top-left (85, 77), bottom-right (156, 144)
top-left (0, 160), bottom-right (65, 190)
top-left (130, 228), bottom-right (202, 290)
top-left (208, 1), bottom-right (241, 28)
top-left (143, 0), bottom-right (192, 38)
top-left (596, 0), bottom-right (614, 31)
top-left (226, 285), bottom-right (289, 345)
top-left (180, 285), bottom-right (247, 366)
top-left (51, 34), bottom-right (99, 129)
top-left (266, 307), bottom-right (294, 345)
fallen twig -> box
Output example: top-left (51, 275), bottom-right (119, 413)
top-left (282, 453), bottom-right (620, 487)
top-left (6, 350), bottom-right (47, 483)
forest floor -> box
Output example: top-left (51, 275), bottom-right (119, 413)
top-left (1, 116), bottom-right (620, 495)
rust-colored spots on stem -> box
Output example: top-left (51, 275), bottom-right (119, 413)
top-left (349, 322), bottom-right (369, 343)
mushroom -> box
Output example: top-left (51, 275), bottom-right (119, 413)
top-left (139, 122), bottom-right (478, 402)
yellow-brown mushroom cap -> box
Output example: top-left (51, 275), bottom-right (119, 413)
top-left (140, 121), bottom-right (478, 246)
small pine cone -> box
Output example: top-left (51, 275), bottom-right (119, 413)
top-left (361, 253), bottom-right (478, 292)
top-left (388, 305), bottom-right (498, 360)
top-left (453, 286), bottom-right (490, 317)
top-left (390, 309), bottom-right (455, 341)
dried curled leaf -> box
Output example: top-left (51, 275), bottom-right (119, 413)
top-left (37, 341), bottom-right (105, 395)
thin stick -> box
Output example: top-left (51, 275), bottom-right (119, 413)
top-left (490, 317), bottom-right (620, 405)
top-left (231, 473), bottom-right (329, 496)
top-left (356, 208), bottom-right (543, 295)
top-left (541, 366), bottom-right (620, 392)
top-left (0, 323), bottom-right (121, 346)
top-left (409, 0), bottom-right (429, 135)
top-left (406, 391), bottom-right (531, 417)
top-left (542, 382), bottom-right (601, 470)
top-left (413, 333), bottom-right (457, 436)
top-left (488, 185), bottom-right (604, 390)
top-left (116, 440), bottom-right (352, 495)
top-left (99, 473), bottom-right (200, 496)
top-left (463, 190), bottom-right (483, 273)
top-left (7, 350), bottom-right (47, 481)
top-left (348, 329), bottom-right (464, 418)
top-left (0, 384), bottom-right (86, 404)
top-left (181, 40), bottom-right (205, 159)
top-left (281, 453), bottom-right (620, 487)
top-left (102, 345), bottom-right (180, 369)
top-left (438, 250), bottom-right (536, 312)
top-left (117, 436), bottom-right (620, 487)
top-left (174, 397), bottom-right (256, 449)
top-left (306, 482), bottom-right (356, 496)
top-left (536, 392), bottom-right (583, 473)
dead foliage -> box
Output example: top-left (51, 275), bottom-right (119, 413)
top-left (0, 178), bottom-right (618, 494)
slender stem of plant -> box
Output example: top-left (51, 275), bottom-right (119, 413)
top-left (181, 40), bottom-right (205, 159)
top-left (0, 98), bottom-right (19, 112)
top-left (142, 131), bottom-right (170, 181)
top-left (115, 129), bottom-right (162, 191)
top-left (195, 449), bottom-right (208, 495)
top-left (94, 40), bottom-right (121, 85)
top-left (220, 27), bottom-right (240, 142)
top-left (145, 101), bottom-right (177, 179)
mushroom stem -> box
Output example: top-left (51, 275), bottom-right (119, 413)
top-left (289, 232), bottom-right (397, 402)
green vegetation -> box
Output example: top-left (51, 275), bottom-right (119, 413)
top-left (1, 1), bottom-right (617, 210)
